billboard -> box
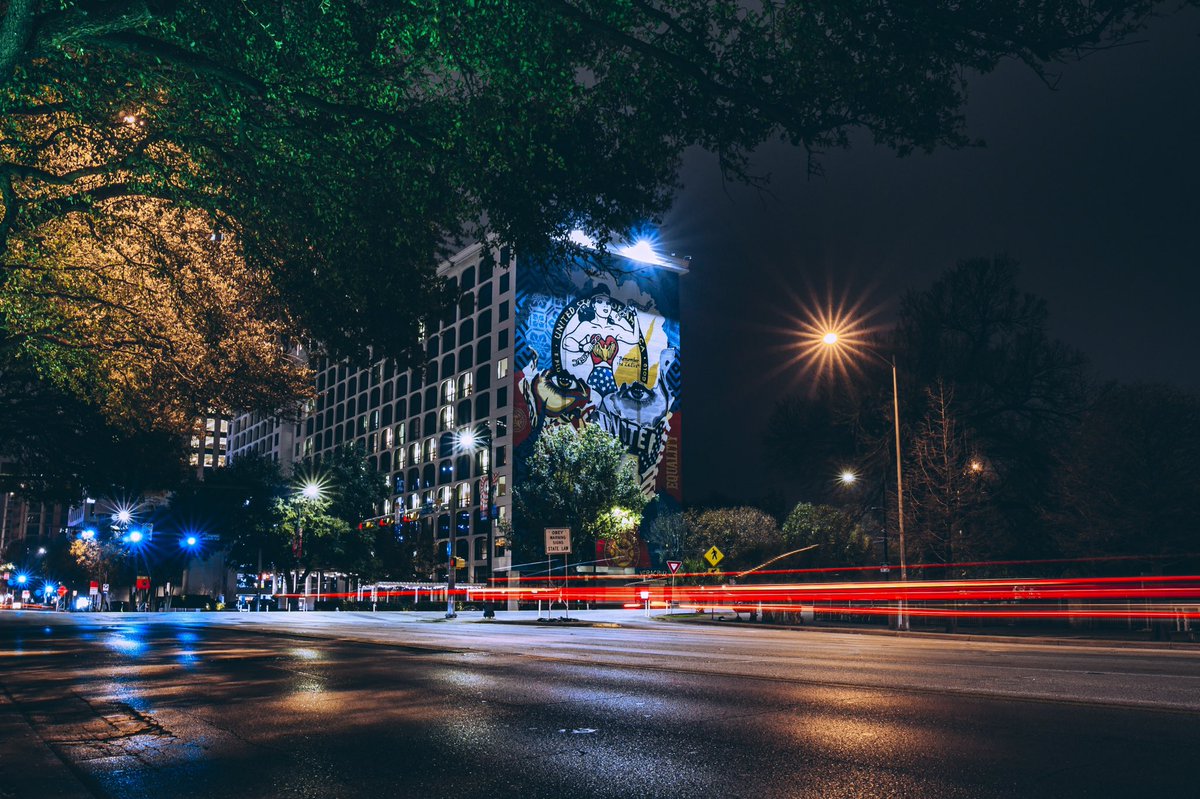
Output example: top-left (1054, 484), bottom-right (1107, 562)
top-left (514, 251), bottom-right (683, 547)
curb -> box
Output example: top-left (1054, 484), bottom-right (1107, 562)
top-left (657, 613), bottom-right (1200, 651)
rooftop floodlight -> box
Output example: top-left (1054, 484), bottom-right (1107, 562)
top-left (127, 530), bottom-right (144, 544)
top-left (616, 238), bottom-right (664, 266)
top-left (115, 509), bottom-right (133, 524)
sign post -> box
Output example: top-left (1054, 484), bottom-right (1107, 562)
top-left (545, 528), bottom-right (572, 619)
top-left (666, 560), bottom-right (682, 614)
top-left (703, 546), bottom-right (724, 619)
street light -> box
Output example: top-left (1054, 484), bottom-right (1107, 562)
top-left (451, 424), bottom-right (495, 618)
top-left (291, 480), bottom-right (324, 610)
top-left (820, 330), bottom-right (910, 631)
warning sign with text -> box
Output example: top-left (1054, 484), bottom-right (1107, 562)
top-left (545, 527), bottom-right (572, 555)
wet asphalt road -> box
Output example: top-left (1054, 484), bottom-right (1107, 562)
top-left (2, 612), bottom-right (1198, 799)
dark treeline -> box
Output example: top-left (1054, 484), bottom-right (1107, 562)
top-left (762, 256), bottom-right (1200, 576)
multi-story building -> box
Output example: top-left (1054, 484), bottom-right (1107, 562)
top-left (229, 239), bottom-right (685, 584)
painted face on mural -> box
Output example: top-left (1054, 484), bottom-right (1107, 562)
top-left (596, 347), bottom-right (679, 477)
top-left (531, 369), bottom-right (590, 426)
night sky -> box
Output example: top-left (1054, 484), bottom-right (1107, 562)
top-left (666, 7), bottom-right (1200, 506)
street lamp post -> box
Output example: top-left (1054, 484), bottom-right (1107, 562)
top-left (292, 482), bottom-right (323, 611)
top-left (451, 424), bottom-right (495, 618)
top-left (823, 333), bottom-right (909, 631)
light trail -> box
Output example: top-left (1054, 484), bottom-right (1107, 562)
top-left (268, 572), bottom-right (1200, 624)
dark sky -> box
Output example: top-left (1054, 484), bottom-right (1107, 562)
top-left (666, 7), bottom-right (1200, 506)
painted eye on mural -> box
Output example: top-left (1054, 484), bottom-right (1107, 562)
top-left (550, 371), bottom-right (580, 391)
top-left (620, 382), bottom-right (656, 406)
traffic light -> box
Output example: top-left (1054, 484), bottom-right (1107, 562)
top-left (453, 557), bottom-right (466, 569)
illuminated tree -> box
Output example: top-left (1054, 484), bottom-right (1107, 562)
top-left (513, 423), bottom-right (646, 564)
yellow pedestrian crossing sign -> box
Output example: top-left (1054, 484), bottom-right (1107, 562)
top-left (704, 545), bottom-right (724, 567)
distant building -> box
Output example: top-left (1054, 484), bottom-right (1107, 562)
top-left (229, 240), bottom-right (685, 583)
top-left (188, 412), bottom-right (231, 476)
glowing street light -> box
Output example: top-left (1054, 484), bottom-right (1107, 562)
top-left (819, 326), bottom-right (910, 631)
top-left (839, 470), bottom-right (858, 486)
top-left (292, 482), bottom-right (325, 558)
top-left (289, 479), bottom-right (326, 610)
top-left (450, 425), bottom-right (495, 618)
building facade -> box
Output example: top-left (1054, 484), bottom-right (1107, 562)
top-left (229, 240), bottom-right (683, 583)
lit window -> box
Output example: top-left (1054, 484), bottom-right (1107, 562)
top-left (188, 453), bottom-right (199, 466)
top-left (396, 423), bottom-right (406, 446)
top-left (204, 454), bottom-right (214, 466)
top-left (409, 442), bottom-right (421, 464)
top-left (442, 379), bottom-right (456, 404)
top-left (458, 372), bottom-right (473, 397)
top-left (368, 433), bottom-right (377, 453)
top-left (497, 475), bottom-right (507, 497)
top-left (220, 419), bottom-right (229, 433)
top-left (396, 449), bottom-right (406, 468)
top-left (218, 455), bottom-right (227, 467)
top-left (438, 486), bottom-right (452, 508)
top-left (457, 483), bottom-right (472, 508)
top-left (440, 406), bottom-right (455, 431)
top-left (424, 438), bottom-right (437, 462)
top-left (383, 428), bottom-right (394, 448)
top-left (497, 357), bottom-right (509, 379)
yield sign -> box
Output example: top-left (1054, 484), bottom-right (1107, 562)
top-left (666, 560), bottom-right (682, 575)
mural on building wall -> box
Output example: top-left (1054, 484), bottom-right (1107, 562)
top-left (514, 252), bottom-right (682, 566)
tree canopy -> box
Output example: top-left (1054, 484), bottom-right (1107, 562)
top-left (0, 1), bottom-right (1181, 491)
top-left (1047, 383), bottom-right (1200, 569)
